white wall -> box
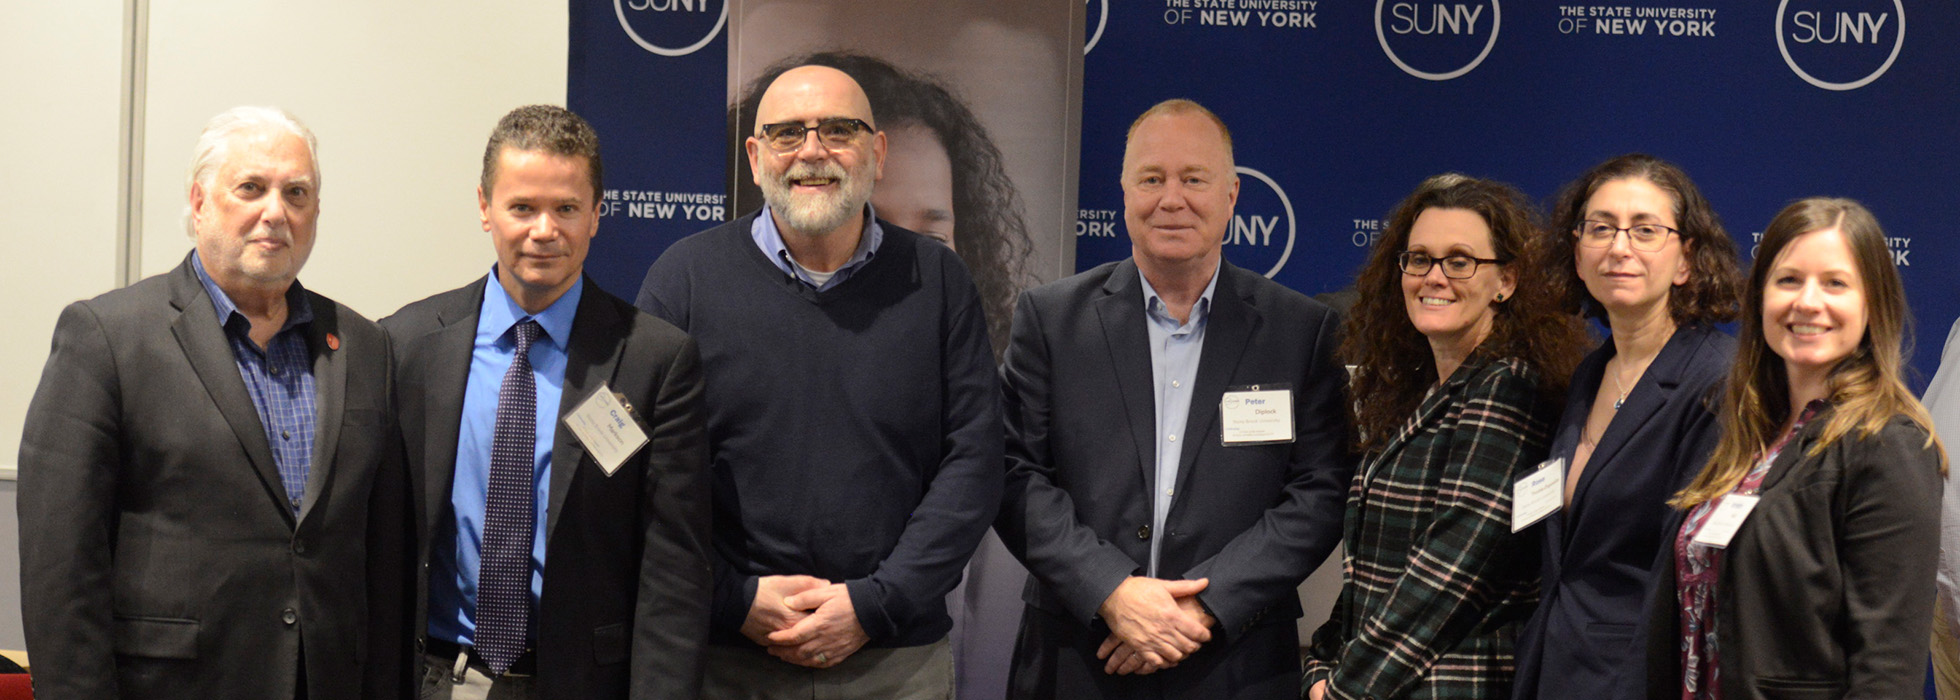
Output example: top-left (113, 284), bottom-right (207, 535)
top-left (4, 0), bottom-right (568, 653)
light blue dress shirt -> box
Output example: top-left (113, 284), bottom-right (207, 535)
top-left (750, 203), bottom-right (884, 291)
top-left (428, 270), bottom-right (583, 646)
top-left (1139, 263), bottom-right (1221, 576)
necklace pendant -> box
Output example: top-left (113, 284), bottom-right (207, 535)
top-left (1614, 395), bottom-right (1625, 410)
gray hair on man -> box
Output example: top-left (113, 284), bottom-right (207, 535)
top-left (182, 106), bottom-right (320, 237)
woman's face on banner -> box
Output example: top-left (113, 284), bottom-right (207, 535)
top-left (872, 124), bottom-right (958, 250)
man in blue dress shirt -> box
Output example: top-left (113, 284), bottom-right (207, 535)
top-left (384, 105), bottom-right (710, 700)
top-left (994, 100), bottom-right (1354, 699)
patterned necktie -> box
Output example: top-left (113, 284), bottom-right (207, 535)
top-left (477, 319), bottom-right (540, 675)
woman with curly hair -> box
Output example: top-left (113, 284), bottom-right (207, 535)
top-left (732, 51), bottom-right (1034, 359)
top-left (1511, 155), bottom-right (1744, 700)
top-left (1646, 198), bottom-right (1946, 698)
top-left (1305, 174), bottom-right (1586, 700)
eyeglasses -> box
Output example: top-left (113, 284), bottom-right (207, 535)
top-left (1574, 220), bottom-right (1680, 252)
top-left (1398, 251), bottom-right (1506, 279)
top-left (756, 118), bottom-right (873, 152)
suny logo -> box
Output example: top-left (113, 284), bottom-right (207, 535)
top-left (1085, 0), bottom-right (1109, 55)
top-left (1225, 167), bottom-right (1298, 279)
top-left (614, 0), bottom-right (728, 57)
top-left (1777, 0), bottom-right (1903, 90)
top-left (1375, 0), bottom-right (1500, 81)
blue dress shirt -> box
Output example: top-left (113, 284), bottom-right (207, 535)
top-left (192, 253), bottom-right (316, 514)
top-left (1139, 264), bottom-right (1220, 576)
top-left (428, 270), bottom-right (583, 646)
top-left (750, 203), bottom-right (884, 291)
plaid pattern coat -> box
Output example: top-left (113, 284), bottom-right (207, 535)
top-left (1305, 355), bottom-right (1556, 699)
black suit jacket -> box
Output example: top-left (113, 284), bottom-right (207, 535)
top-left (1513, 325), bottom-right (1732, 700)
top-left (995, 259), bottom-right (1355, 699)
top-left (382, 276), bottom-right (710, 700)
top-left (17, 253), bottom-right (405, 700)
top-left (1643, 411), bottom-right (1943, 699)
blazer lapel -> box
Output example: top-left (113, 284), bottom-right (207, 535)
top-left (296, 295), bottom-right (345, 525)
top-left (1095, 261), bottom-right (1160, 491)
top-left (1170, 266), bottom-right (1257, 503)
top-left (1566, 328), bottom-right (1702, 523)
top-left (166, 259), bottom-right (295, 527)
top-left (546, 282), bottom-right (625, 544)
top-left (418, 285), bottom-right (484, 544)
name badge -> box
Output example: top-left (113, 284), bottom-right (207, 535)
top-left (1691, 494), bottom-right (1760, 549)
top-left (563, 381), bottom-right (650, 476)
top-left (1220, 385), bottom-right (1293, 446)
top-left (1511, 458), bottom-right (1565, 533)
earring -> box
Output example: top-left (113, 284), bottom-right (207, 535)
top-left (1494, 293), bottom-right (1505, 302)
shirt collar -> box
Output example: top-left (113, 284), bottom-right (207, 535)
top-left (1138, 260), bottom-right (1222, 329)
top-left (750, 202), bottom-right (884, 283)
top-left (191, 250), bottom-right (314, 335)
top-left (478, 265), bottom-right (582, 349)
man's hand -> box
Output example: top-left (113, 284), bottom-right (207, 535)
top-left (740, 575), bottom-right (830, 647)
top-left (1095, 577), bottom-right (1212, 672)
top-left (765, 583), bottom-right (870, 668)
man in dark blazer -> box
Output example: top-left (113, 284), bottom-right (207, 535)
top-left (18, 106), bottom-right (405, 699)
top-left (995, 99), bottom-right (1355, 699)
top-left (383, 105), bottom-right (710, 699)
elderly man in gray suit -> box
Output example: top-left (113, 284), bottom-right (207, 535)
top-left (17, 106), bottom-right (406, 700)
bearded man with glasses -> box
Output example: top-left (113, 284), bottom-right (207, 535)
top-left (635, 65), bottom-right (1001, 699)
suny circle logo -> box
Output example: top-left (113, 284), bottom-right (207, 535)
top-left (1225, 166), bottom-right (1297, 279)
top-left (1776, 0), bottom-right (1904, 91)
top-left (614, 0), bottom-right (728, 57)
top-left (1375, 0), bottom-right (1501, 81)
top-left (1085, 0), bottom-right (1109, 55)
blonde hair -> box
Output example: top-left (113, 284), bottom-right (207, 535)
top-left (1673, 198), bottom-right (1946, 508)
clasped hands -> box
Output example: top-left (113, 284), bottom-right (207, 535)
top-left (1095, 576), bottom-right (1215, 676)
top-left (740, 575), bottom-right (870, 669)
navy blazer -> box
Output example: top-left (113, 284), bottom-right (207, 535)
top-left (995, 259), bottom-right (1355, 699)
top-left (1513, 324), bottom-right (1733, 700)
top-left (383, 277), bottom-right (712, 700)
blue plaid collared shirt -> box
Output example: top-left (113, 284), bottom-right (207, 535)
top-left (193, 254), bottom-right (318, 514)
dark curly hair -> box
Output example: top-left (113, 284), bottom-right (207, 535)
top-left (1545, 153), bottom-right (1743, 327)
top-left (730, 51), bottom-right (1034, 359)
top-left (1342, 174), bottom-right (1588, 451)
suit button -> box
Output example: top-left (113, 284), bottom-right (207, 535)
top-left (1136, 525), bottom-right (1151, 540)
top-left (282, 608), bottom-right (298, 625)
top-left (416, 637), bottom-right (427, 653)
top-left (292, 541), bottom-right (306, 555)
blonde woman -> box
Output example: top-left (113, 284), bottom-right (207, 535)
top-left (1646, 198), bottom-right (1947, 698)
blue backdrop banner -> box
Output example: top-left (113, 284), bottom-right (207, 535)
top-left (1073, 0), bottom-right (1959, 383)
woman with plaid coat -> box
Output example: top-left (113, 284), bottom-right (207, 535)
top-left (1305, 175), bottom-right (1586, 700)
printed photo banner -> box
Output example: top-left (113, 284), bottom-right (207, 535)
top-left (569, 0), bottom-right (733, 297)
top-left (1075, 0), bottom-right (1960, 381)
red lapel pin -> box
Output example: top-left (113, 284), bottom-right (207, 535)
top-left (326, 333), bottom-right (340, 351)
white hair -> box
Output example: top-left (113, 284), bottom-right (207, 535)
top-left (182, 106), bottom-right (320, 237)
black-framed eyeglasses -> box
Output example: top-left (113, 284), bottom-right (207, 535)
top-left (756, 118), bottom-right (873, 152)
top-left (1398, 251), bottom-right (1507, 279)
top-left (1574, 220), bottom-right (1680, 252)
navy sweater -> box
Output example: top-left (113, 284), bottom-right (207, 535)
top-left (635, 212), bottom-right (1003, 647)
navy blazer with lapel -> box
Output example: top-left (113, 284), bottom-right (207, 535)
top-left (18, 253), bottom-right (405, 700)
top-left (996, 259), bottom-right (1355, 698)
top-left (383, 276), bottom-right (711, 700)
top-left (1643, 411), bottom-right (1943, 699)
top-left (1512, 325), bottom-right (1732, 700)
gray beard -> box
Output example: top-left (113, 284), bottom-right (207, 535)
top-left (761, 164), bottom-right (872, 236)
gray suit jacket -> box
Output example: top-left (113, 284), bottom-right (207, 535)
top-left (18, 252), bottom-right (406, 700)
top-left (382, 276), bottom-right (711, 700)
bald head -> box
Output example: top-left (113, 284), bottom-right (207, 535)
top-left (753, 65), bottom-right (876, 134)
